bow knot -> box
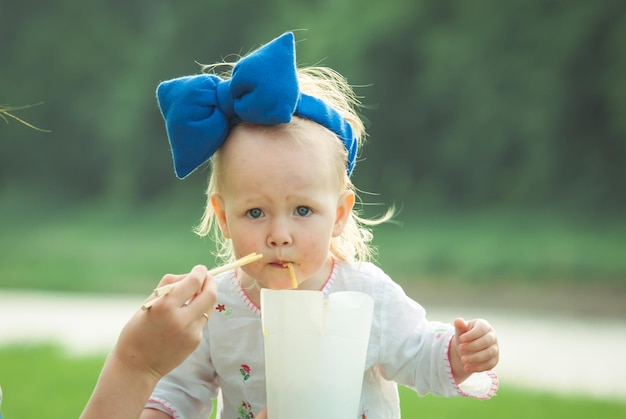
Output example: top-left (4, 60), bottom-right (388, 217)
top-left (157, 32), bottom-right (357, 179)
top-left (215, 80), bottom-right (236, 120)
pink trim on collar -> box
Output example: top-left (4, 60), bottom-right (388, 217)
top-left (232, 272), bottom-right (261, 316)
top-left (320, 258), bottom-right (338, 296)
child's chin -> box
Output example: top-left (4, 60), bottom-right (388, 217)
top-left (265, 278), bottom-right (294, 290)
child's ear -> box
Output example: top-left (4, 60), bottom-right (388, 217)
top-left (332, 190), bottom-right (355, 237)
top-left (210, 193), bottom-right (231, 239)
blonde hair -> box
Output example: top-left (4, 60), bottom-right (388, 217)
top-left (195, 65), bottom-right (393, 263)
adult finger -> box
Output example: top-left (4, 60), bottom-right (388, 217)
top-left (156, 272), bottom-right (187, 288)
top-left (141, 273), bottom-right (187, 308)
top-left (184, 274), bottom-right (218, 321)
top-left (165, 265), bottom-right (208, 308)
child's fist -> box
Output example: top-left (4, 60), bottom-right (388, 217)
top-left (454, 317), bottom-right (499, 373)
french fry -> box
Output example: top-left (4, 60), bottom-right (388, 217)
top-left (284, 262), bottom-right (298, 289)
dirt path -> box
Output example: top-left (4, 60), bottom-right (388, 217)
top-left (1, 290), bottom-right (625, 402)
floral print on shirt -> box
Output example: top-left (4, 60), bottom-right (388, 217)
top-left (237, 401), bottom-right (255, 419)
top-left (215, 303), bottom-right (233, 317)
top-left (240, 364), bottom-right (251, 381)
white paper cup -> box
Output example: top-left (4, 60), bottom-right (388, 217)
top-left (261, 289), bottom-right (374, 418)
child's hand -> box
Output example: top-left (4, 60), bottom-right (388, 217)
top-left (450, 317), bottom-right (499, 383)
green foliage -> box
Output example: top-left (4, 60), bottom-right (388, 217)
top-left (0, 345), bottom-right (624, 419)
top-left (374, 210), bottom-right (626, 284)
top-left (0, 198), bottom-right (215, 294)
top-left (1, 0), bottom-right (625, 212)
top-left (354, 1), bottom-right (626, 211)
top-left (0, 202), bottom-right (624, 294)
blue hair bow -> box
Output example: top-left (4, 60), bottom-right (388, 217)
top-left (156, 32), bottom-right (358, 179)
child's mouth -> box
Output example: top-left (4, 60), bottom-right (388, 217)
top-left (269, 261), bottom-right (288, 268)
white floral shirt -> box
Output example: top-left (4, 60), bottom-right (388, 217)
top-left (146, 261), bottom-right (498, 419)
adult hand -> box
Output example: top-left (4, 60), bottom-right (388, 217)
top-left (80, 265), bottom-right (217, 419)
top-left (115, 264), bottom-right (218, 378)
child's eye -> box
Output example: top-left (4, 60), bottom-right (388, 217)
top-left (246, 208), bottom-right (264, 219)
top-left (295, 206), bottom-right (312, 217)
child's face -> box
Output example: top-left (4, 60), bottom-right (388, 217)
top-left (211, 123), bottom-right (354, 290)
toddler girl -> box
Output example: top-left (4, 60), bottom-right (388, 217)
top-left (143, 32), bottom-right (498, 419)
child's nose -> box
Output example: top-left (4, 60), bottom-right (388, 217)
top-left (267, 220), bottom-right (292, 247)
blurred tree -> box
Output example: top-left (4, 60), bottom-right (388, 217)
top-left (1, 0), bottom-right (624, 212)
top-left (352, 0), bottom-right (626, 211)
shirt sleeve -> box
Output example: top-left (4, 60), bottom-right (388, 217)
top-left (145, 328), bottom-right (219, 419)
top-left (374, 278), bottom-right (498, 399)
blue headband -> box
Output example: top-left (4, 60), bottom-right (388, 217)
top-left (156, 32), bottom-right (358, 179)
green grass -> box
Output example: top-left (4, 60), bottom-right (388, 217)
top-left (1, 202), bottom-right (625, 415)
top-left (0, 345), bottom-right (624, 419)
top-left (1, 202), bottom-right (625, 294)
top-left (397, 386), bottom-right (626, 418)
top-left (0, 200), bottom-right (218, 294)
top-left (374, 210), bottom-right (626, 284)
top-left (0, 345), bottom-right (103, 418)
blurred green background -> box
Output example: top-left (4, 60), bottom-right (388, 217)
top-left (1, 0), bottom-right (626, 417)
top-left (1, 0), bottom-right (625, 298)
top-left (0, 0), bottom-right (626, 291)
top-left (2, 0), bottom-right (625, 213)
